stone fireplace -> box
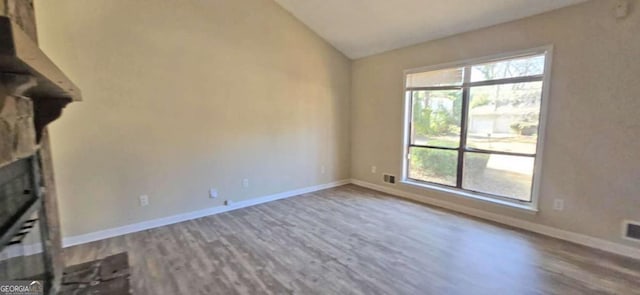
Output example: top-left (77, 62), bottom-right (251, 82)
top-left (0, 1), bottom-right (81, 294)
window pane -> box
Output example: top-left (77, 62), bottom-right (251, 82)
top-left (406, 67), bottom-right (464, 88)
top-left (411, 90), bottom-right (462, 148)
top-left (408, 147), bottom-right (458, 186)
top-left (471, 54), bottom-right (545, 82)
top-left (466, 81), bottom-right (542, 154)
top-left (462, 153), bottom-right (534, 201)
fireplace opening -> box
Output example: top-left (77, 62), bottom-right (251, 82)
top-left (0, 158), bottom-right (38, 234)
top-left (0, 156), bottom-right (52, 292)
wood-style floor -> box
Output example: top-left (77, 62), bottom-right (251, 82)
top-left (64, 185), bottom-right (640, 295)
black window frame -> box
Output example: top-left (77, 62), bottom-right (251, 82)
top-left (403, 50), bottom-right (549, 204)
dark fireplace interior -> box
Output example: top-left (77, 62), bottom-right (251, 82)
top-left (0, 156), bottom-right (53, 292)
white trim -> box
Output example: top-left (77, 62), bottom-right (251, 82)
top-left (403, 45), bottom-right (552, 75)
top-left (400, 180), bottom-right (537, 213)
top-left (532, 45), bottom-right (554, 211)
top-left (62, 180), bottom-right (351, 248)
top-left (400, 89), bottom-right (411, 184)
top-left (351, 178), bottom-right (640, 260)
top-left (401, 45), bottom-right (554, 210)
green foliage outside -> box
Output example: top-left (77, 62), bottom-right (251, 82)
top-left (411, 90), bottom-right (461, 178)
top-left (411, 148), bottom-right (457, 178)
top-left (411, 148), bottom-right (490, 179)
top-left (410, 58), bottom-right (542, 181)
top-left (509, 112), bottom-right (539, 135)
top-left (412, 90), bottom-right (461, 138)
top-left (410, 88), bottom-right (514, 179)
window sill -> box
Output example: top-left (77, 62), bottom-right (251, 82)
top-left (400, 180), bottom-right (539, 214)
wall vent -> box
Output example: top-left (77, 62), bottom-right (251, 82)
top-left (383, 174), bottom-right (396, 184)
top-left (623, 221), bottom-right (640, 242)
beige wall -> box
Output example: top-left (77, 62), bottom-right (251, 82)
top-left (34, 0), bottom-right (351, 237)
top-left (351, 0), bottom-right (640, 247)
top-left (34, 0), bottom-right (640, 250)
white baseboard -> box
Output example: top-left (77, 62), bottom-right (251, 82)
top-left (62, 179), bottom-right (351, 248)
top-left (350, 179), bottom-right (640, 260)
top-left (60, 177), bottom-right (640, 260)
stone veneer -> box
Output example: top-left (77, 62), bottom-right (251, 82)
top-left (0, 87), bottom-right (38, 167)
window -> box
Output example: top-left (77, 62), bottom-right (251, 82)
top-left (403, 48), bottom-right (550, 205)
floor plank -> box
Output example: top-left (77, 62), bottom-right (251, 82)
top-left (64, 185), bottom-right (640, 295)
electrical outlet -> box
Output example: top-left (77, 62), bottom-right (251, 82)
top-left (553, 199), bottom-right (564, 211)
top-left (371, 166), bottom-right (377, 173)
top-left (320, 165), bottom-right (326, 174)
top-left (209, 188), bottom-right (218, 198)
top-left (242, 178), bottom-right (249, 188)
top-left (139, 195), bottom-right (149, 207)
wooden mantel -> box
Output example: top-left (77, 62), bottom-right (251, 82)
top-left (0, 16), bottom-right (81, 101)
top-left (0, 14), bottom-right (81, 149)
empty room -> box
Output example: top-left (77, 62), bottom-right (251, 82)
top-left (1, 0), bottom-right (639, 294)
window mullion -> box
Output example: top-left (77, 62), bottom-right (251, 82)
top-left (456, 66), bottom-right (472, 188)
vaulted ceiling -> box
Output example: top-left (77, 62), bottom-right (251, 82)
top-left (274, 0), bottom-right (588, 59)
